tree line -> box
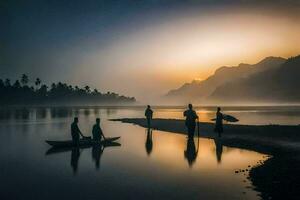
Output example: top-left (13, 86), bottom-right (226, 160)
top-left (0, 74), bottom-right (136, 105)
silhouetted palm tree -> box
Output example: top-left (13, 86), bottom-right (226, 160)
top-left (38, 84), bottom-right (48, 98)
top-left (35, 78), bottom-right (41, 89)
top-left (5, 79), bottom-right (11, 87)
top-left (93, 89), bottom-right (98, 94)
top-left (21, 74), bottom-right (29, 86)
top-left (13, 80), bottom-right (21, 88)
top-left (51, 83), bottom-right (56, 90)
top-left (84, 85), bottom-right (90, 93)
top-left (68, 85), bottom-right (73, 91)
top-left (0, 74), bottom-right (136, 105)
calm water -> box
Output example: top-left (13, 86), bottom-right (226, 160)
top-left (1, 106), bottom-right (297, 200)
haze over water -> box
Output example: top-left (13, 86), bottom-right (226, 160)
top-left (1, 1), bottom-right (300, 199)
top-left (2, 106), bottom-right (297, 199)
top-left (2, 0), bottom-right (300, 101)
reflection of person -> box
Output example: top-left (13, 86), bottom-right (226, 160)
top-left (184, 138), bottom-right (197, 167)
top-left (92, 118), bottom-right (106, 141)
top-left (183, 104), bottom-right (199, 138)
top-left (71, 147), bottom-right (80, 175)
top-left (214, 138), bottom-right (223, 164)
top-left (214, 107), bottom-right (223, 137)
top-left (92, 145), bottom-right (104, 170)
top-left (145, 128), bottom-right (153, 156)
top-left (71, 117), bottom-right (85, 146)
top-left (145, 105), bottom-right (153, 128)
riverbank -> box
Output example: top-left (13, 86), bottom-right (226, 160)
top-left (111, 118), bottom-right (300, 200)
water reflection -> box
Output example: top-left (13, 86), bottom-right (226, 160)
top-left (93, 108), bottom-right (100, 115)
top-left (74, 108), bottom-right (80, 116)
top-left (214, 138), bottom-right (223, 164)
top-left (0, 109), bottom-right (12, 120)
top-left (50, 108), bottom-right (72, 118)
top-left (184, 137), bottom-right (198, 167)
top-left (1, 106), bottom-right (300, 125)
top-left (1, 107), bottom-right (269, 200)
top-left (106, 108), bottom-right (117, 117)
top-left (46, 142), bottom-right (121, 174)
top-left (92, 145), bottom-right (104, 170)
top-left (36, 108), bottom-right (47, 119)
top-left (145, 128), bottom-right (153, 156)
top-left (83, 109), bottom-right (90, 116)
top-left (14, 108), bottom-right (30, 119)
top-left (71, 147), bottom-right (80, 175)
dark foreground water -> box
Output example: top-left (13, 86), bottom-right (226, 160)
top-left (1, 106), bottom-right (297, 200)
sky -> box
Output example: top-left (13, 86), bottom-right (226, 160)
top-left (1, 0), bottom-right (300, 102)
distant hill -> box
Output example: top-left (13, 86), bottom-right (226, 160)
top-left (209, 55), bottom-right (300, 103)
top-left (166, 56), bottom-right (286, 103)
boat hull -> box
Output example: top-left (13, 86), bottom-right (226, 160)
top-left (46, 137), bottom-right (120, 148)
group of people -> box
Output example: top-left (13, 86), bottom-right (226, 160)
top-left (145, 104), bottom-right (224, 138)
top-left (145, 104), bottom-right (224, 167)
top-left (69, 104), bottom-right (224, 170)
top-left (71, 117), bottom-right (106, 145)
top-left (70, 103), bottom-right (224, 145)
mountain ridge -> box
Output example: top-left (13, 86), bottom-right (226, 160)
top-left (209, 55), bottom-right (300, 103)
top-left (166, 56), bottom-right (286, 103)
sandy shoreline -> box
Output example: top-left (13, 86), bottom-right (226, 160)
top-left (111, 118), bottom-right (300, 200)
top-left (111, 118), bottom-right (300, 154)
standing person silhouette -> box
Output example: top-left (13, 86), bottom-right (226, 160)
top-left (92, 118), bottom-right (106, 141)
top-left (145, 105), bottom-right (153, 128)
top-left (71, 117), bottom-right (86, 146)
top-left (183, 104), bottom-right (199, 138)
top-left (214, 107), bottom-right (224, 137)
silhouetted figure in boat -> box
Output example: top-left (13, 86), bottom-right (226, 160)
top-left (71, 117), bottom-right (86, 146)
top-left (214, 138), bottom-right (223, 164)
top-left (183, 104), bottom-right (199, 138)
top-left (71, 147), bottom-right (80, 175)
top-left (184, 137), bottom-right (197, 167)
top-left (92, 118), bottom-right (106, 141)
top-left (145, 128), bottom-right (153, 156)
top-left (214, 107), bottom-right (224, 137)
top-left (145, 105), bottom-right (153, 128)
top-left (92, 145), bottom-right (104, 170)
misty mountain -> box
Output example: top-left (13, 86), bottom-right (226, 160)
top-left (209, 55), bottom-right (300, 103)
top-left (166, 56), bottom-right (286, 102)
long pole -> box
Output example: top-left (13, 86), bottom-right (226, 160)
top-left (197, 118), bottom-right (200, 138)
top-left (196, 118), bottom-right (200, 154)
